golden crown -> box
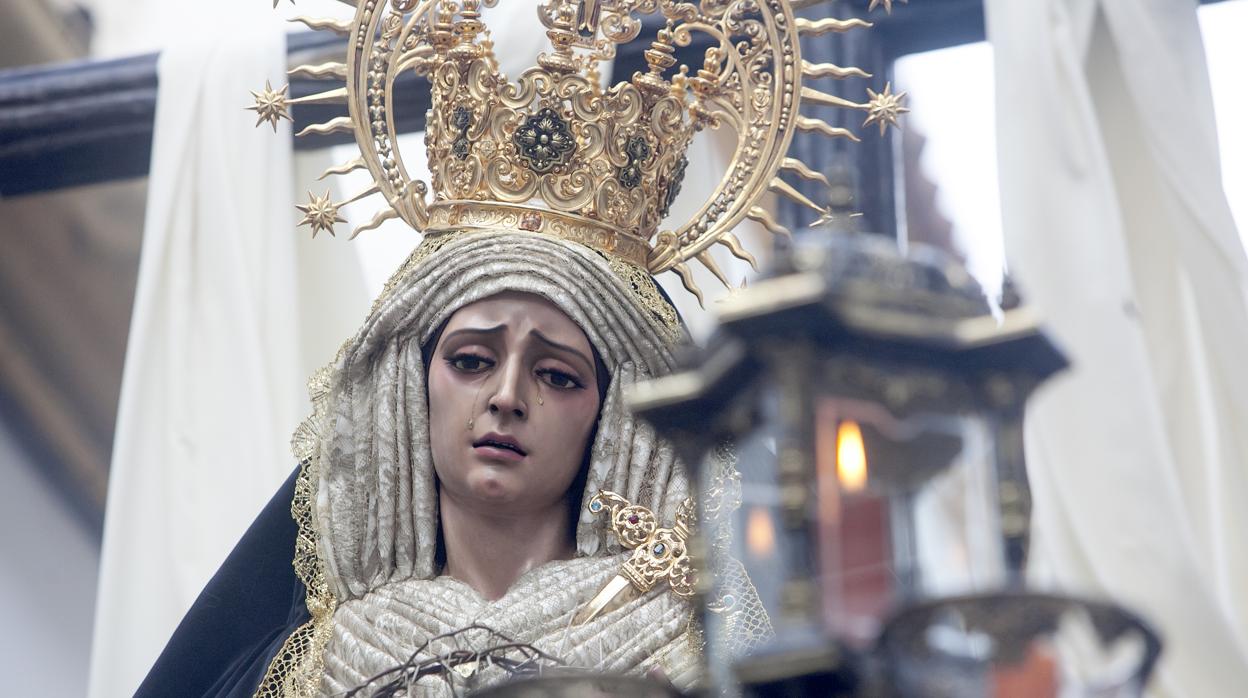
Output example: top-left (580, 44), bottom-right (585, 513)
top-left (251, 0), bottom-right (908, 302)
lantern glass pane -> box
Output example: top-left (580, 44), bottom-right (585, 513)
top-left (700, 384), bottom-right (784, 652)
top-left (698, 386), bottom-right (787, 689)
top-left (701, 384), bottom-right (1008, 681)
top-left (813, 395), bottom-right (1003, 647)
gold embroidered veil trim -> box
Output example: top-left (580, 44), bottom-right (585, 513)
top-left (254, 371), bottom-right (335, 698)
top-left (255, 235), bottom-right (460, 698)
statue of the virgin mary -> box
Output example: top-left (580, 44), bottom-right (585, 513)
top-left (134, 0), bottom-right (891, 694)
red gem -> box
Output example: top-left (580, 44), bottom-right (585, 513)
top-left (628, 514), bottom-right (640, 525)
top-left (519, 212), bottom-right (542, 231)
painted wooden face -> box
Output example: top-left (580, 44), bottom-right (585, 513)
top-left (427, 292), bottom-right (602, 516)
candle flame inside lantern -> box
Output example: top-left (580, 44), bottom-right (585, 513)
top-left (746, 506), bottom-right (776, 557)
top-left (836, 420), bottom-right (868, 493)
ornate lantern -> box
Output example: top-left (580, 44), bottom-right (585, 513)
top-left (628, 228), bottom-right (1162, 696)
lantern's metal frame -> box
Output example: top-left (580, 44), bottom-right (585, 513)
top-left (627, 232), bottom-right (1165, 693)
top-left (874, 590), bottom-right (1163, 695)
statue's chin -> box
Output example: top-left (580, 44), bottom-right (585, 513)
top-left (460, 464), bottom-right (525, 505)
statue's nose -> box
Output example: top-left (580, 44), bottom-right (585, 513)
top-left (487, 361), bottom-right (527, 419)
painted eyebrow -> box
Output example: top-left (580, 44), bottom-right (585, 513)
top-left (438, 324), bottom-right (506, 348)
top-left (531, 330), bottom-right (594, 373)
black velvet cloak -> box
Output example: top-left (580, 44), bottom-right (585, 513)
top-left (135, 467), bottom-right (306, 698)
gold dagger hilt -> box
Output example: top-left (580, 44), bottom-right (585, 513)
top-left (574, 491), bottom-right (696, 625)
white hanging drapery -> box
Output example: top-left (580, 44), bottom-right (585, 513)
top-left (985, 0), bottom-right (1248, 694)
top-left (85, 12), bottom-right (371, 698)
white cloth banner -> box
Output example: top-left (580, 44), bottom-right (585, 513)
top-left (86, 14), bottom-right (369, 698)
top-left (985, 0), bottom-right (1248, 694)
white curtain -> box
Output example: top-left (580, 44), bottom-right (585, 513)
top-left (86, 10), bottom-right (371, 698)
top-left (985, 0), bottom-right (1248, 694)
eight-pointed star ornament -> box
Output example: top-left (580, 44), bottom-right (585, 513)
top-left (863, 82), bottom-right (910, 136)
top-left (247, 80), bottom-right (291, 132)
top-left (296, 190), bottom-right (346, 238)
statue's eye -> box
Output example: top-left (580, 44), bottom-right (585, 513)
top-left (448, 354), bottom-right (493, 373)
top-left (537, 368), bottom-right (584, 390)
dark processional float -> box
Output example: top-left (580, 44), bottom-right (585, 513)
top-left (242, 0), bottom-right (1162, 695)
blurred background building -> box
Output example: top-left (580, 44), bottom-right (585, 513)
top-left (0, 4), bottom-right (139, 696)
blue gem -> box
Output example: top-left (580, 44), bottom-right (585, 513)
top-left (590, 501), bottom-right (602, 512)
top-left (653, 543), bottom-right (665, 555)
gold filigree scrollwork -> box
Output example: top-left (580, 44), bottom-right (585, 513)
top-left (264, 0), bottom-right (899, 305)
top-left (514, 108), bottom-right (578, 173)
top-left (589, 491), bottom-right (697, 598)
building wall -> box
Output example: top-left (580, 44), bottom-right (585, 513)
top-left (0, 416), bottom-right (100, 697)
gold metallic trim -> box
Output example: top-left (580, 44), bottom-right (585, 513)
top-left (575, 491), bottom-right (697, 627)
top-left (425, 200), bottom-right (651, 269)
top-left (252, 0), bottom-right (904, 302)
top-left (253, 236), bottom-right (466, 698)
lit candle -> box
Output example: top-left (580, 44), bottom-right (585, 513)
top-left (815, 401), bottom-right (967, 646)
top-left (746, 505), bottom-right (777, 559)
top-left (815, 403), bottom-right (893, 646)
top-left (836, 421), bottom-right (868, 493)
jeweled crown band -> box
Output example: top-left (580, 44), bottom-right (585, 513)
top-left (426, 200), bottom-right (652, 269)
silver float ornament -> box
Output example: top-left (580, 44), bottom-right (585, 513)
top-left (628, 203), bottom-right (1162, 696)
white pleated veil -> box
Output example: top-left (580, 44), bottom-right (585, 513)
top-left (304, 231), bottom-right (690, 602)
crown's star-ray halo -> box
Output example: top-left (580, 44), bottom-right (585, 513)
top-left (247, 0), bottom-right (894, 306)
top-left (247, 80), bottom-right (292, 132)
top-left (296, 190), bottom-right (347, 238)
top-left (863, 82), bottom-right (910, 136)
